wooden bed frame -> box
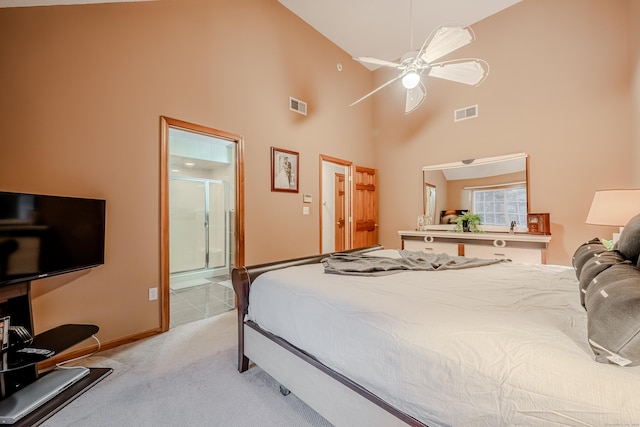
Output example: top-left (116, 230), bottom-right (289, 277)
top-left (231, 246), bottom-right (427, 427)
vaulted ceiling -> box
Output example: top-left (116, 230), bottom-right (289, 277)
top-left (0, 0), bottom-right (521, 70)
top-left (277, 0), bottom-right (521, 69)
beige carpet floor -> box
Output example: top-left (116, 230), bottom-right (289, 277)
top-left (42, 311), bottom-right (333, 426)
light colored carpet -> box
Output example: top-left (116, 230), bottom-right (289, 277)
top-left (43, 311), bottom-right (333, 427)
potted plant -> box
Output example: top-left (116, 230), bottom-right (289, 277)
top-left (453, 211), bottom-right (483, 233)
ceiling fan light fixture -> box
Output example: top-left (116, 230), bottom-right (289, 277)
top-left (402, 71), bottom-right (420, 89)
top-left (350, 23), bottom-right (487, 115)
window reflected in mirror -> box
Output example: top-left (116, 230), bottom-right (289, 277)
top-left (471, 185), bottom-right (527, 227)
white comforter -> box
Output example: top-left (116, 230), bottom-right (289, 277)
top-left (247, 250), bottom-right (640, 426)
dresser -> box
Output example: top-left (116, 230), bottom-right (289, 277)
top-left (398, 230), bottom-right (552, 264)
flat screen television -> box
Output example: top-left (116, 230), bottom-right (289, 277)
top-left (0, 191), bottom-right (106, 287)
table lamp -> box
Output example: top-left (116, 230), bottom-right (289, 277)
top-left (586, 189), bottom-right (640, 243)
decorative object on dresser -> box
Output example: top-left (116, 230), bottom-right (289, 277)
top-left (527, 213), bottom-right (550, 235)
top-left (453, 211), bottom-right (482, 233)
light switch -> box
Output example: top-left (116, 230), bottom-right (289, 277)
top-left (303, 206), bottom-right (310, 215)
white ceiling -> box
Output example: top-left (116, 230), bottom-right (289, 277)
top-left (277, 0), bottom-right (522, 69)
top-left (0, 0), bottom-right (521, 70)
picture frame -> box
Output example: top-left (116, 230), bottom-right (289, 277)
top-left (271, 147), bottom-right (299, 193)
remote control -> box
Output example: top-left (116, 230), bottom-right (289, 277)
top-left (15, 347), bottom-right (55, 357)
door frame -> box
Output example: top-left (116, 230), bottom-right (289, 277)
top-left (160, 116), bottom-right (244, 332)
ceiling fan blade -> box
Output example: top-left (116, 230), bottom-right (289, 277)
top-left (428, 59), bottom-right (489, 86)
top-left (405, 81), bottom-right (426, 114)
top-left (354, 56), bottom-right (402, 68)
top-left (350, 73), bottom-right (403, 107)
top-left (419, 26), bottom-right (474, 64)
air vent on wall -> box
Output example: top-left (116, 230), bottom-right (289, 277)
top-left (290, 97), bottom-right (307, 116)
top-left (454, 104), bottom-right (478, 122)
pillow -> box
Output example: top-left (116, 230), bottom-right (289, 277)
top-left (617, 213), bottom-right (640, 264)
top-left (584, 262), bottom-right (640, 366)
top-left (572, 238), bottom-right (607, 280)
top-left (577, 250), bottom-right (628, 308)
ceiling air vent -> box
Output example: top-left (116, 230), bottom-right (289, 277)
top-left (289, 97), bottom-right (307, 116)
top-left (454, 104), bottom-right (478, 122)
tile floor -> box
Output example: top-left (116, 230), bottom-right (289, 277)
top-left (169, 275), bottom-right (235, 328)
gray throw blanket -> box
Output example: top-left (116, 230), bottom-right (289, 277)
top-left (322, 250), bottom-right (508, 276)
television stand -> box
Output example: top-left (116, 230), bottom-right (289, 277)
top-left (6, 367), bottom-right (112, 426)
top-left (0, 324), bottom-right (111, 425)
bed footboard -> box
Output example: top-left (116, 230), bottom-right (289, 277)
top-left (231, 245), bottom-right (431, 427)
top-left (230, 245), bottom-right (383, 372)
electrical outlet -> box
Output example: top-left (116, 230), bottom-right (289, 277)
top-left (148, 287), bottom-right (158, 301)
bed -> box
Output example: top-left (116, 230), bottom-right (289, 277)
top-left (231, 242), bottom-right (640, 426)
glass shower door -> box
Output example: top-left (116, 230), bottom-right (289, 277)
top-left (169, 178), bottom-right (228, 275)
top-left (207, 180), bottom-right (227, 270)
top-left (169, 179), bottom-right (207, 273)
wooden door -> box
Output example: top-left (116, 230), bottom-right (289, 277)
top-left (353, 166), bottom-right (378, 248)
top-left (334, 173), bottom-right (346, 251)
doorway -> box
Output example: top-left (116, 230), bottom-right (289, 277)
top-left (320, 155), bottom-right (351, 253)
top-left (320, 156), bottom-right (379, 253)
top-left (160, 117), bottom-right (244, 331)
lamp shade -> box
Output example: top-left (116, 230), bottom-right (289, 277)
top-left (586, 189), bottom-right (640, 226)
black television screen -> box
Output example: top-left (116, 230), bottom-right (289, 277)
top-left (0, 191), bottom-right (106, 287)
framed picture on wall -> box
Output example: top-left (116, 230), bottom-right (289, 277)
top-left (271, 147), bottom-right (299, 193)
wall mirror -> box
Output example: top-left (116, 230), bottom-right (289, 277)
top-left (422, 153), bottom-right (529, 232)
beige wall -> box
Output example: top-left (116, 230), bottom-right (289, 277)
top-left (0, 0), bottom-right (638, 349)
top-left (0, 0), bottom-right (374, 345)
top-left (632, 0), bottom-right (640, 185)
top-left (375, 0), bottom-right (635, 265)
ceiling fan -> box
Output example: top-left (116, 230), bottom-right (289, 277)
top-left (350, 17), bottom-right (490, 114)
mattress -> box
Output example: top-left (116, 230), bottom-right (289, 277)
top-left (246, 250), bottom-right (640, 426)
